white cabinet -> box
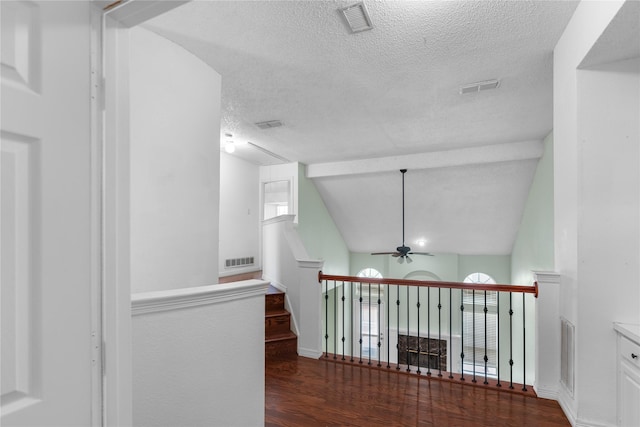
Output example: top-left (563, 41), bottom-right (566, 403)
top-left (614, 323), bottom-right (640, 427)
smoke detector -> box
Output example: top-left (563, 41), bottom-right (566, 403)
top-left (459, 79), bottom-right (501, 94)
top-left (340, 2), bottom-right (373, 33)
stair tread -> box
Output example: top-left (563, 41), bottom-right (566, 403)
top-left (266, 309), bottom-right (290, 318)
top-left (266, 285), bottom-right (283, 295)
top-left (265, 331), bottom-right (297, 343)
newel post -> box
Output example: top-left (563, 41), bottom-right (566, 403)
top-left (296, 260), bottom-right (324, 359)
top-left (533, 271), bottom-right (561, 399)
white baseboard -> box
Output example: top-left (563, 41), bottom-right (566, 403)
top-left (534, 384), bottom-right (559, 400)
top-left (298, 347), bottom-right (323, 359)
top-left (559, 391), bottom-right (577, 427)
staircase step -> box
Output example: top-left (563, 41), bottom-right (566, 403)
top-left (266, 310), bottom-right (291, 336)
top-left (265, 332), bottom-right (297, 360)
top-left (265, 291), bottom-right (285, 313)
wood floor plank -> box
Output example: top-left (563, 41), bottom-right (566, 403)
top-left (266, 357), bottom-right (570, 426)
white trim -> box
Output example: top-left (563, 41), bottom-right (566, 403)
top-left (298, 348), bottom-right (323, 359)
top-left (262, 213), bottom-right (296, 226)
top-left (558, 389), bottom-right (577, 427)
top-left (101, 2), bottom-right (194, 425)
top-left (532, 271), bottom-right (561, 284)
top-left (297, 259), bottom-right (324, 269)
top-left (90, 5), bottom-right (104, 426)
top-left (534, 383), bottom-right (560, 400)
top-left (132, 280), bottom-right (269, 316)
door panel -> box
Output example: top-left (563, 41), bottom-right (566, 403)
top-left (1, 1), bottom-right (96, 425)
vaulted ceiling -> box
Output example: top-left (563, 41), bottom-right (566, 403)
top-left (144, 0), bottom-right (580, 255)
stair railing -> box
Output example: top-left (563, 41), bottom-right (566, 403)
top-left (318, 271), bottom-right (538, 394)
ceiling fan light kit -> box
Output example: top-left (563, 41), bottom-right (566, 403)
top-left (372, 169), bottom-right (433, 263)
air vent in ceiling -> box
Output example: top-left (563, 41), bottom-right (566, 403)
top-left (340, 2), bottom-right (373, 33)
top-left (255, 120), bottom-right (283, 129)
top-left (459, 79), bottom-right (501, 94)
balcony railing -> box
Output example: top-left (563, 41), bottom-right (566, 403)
top-left (319, 272), bottom-right (538, 395)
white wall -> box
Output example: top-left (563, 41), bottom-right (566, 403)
top-left (554, 1), bottom-right (640, 424)
top-left (131, 281), bottom-right (267, 427)
top-left (130, 27), bottom-right (221, 292)
top-left (219, 152), bottom-right (260, 276)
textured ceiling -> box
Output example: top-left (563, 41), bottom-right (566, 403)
top-left (144, 0), bottom-right (581, 255)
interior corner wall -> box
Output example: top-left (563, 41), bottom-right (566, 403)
top-left (219, 152), bottom-right (260, 276)
top-left (130, 26), bottom-right (221, 293)
top-left (298, 164), bottom-right (350, 275)
top-left (510, 132), bottom-right (554, 286)
top-left (554, 1), bottom-right (636, 424)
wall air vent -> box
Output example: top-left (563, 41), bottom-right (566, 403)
top-left (255, 120), bottom-right (283, 130)
top-left (560, 317), bottom-right (575, 395)
top-left (340, 2), bottom-right (373, 33)
top-left (225, 256), bottom-right (255, 268)
top-left (459, 79), bottom-right (501, 94)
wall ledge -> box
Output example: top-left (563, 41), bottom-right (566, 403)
top-left (532, 271), bottom-right (561, 284)
top-left (132, 280), bottom-right (269, 316)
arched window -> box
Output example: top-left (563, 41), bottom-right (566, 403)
top-left (462, 272), bottom-right (498, 378)
top-left (357, 268), bottom-right (382, 279)
top-left (464, 272), bottom-right (495, 285)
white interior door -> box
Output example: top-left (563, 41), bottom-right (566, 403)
top-left (1, 1), bottom-right (98, 425)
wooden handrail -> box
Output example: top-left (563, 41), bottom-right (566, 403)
top-left (318, 271), bottom-right (538, 298)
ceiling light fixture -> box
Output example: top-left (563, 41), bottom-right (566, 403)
top-left (224, 133), bottom-right (236, 154)
top-left (340, 2), bottom-right (373, 33)
top-left (459, 79), bottom-right (501, 95)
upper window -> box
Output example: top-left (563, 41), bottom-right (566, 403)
top-left (462, 272), bottom-right (498, 378)
top-left (357, 268), bottom-right (382, 279)
top-left (464, 272), bottom-right (495, 285)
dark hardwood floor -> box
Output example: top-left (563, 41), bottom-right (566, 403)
top-left (266, 357), bottom-right (570, 426)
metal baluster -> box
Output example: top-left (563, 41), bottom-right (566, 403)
top-left (341, 281), bottom-right (345, 361)
top-left (333, 281), bottom-right (337, 360)
top-left (496, 292), bottom-right (501, 388)
top-left (396, 286), bottom-right (400, 371)
top-left (406, 286), bottom-right (411, 372)
top-left (368, 283), bottom-right (372, 366)
top-left (324, 280), bottom-right (329, 358)
top-left (509, 292), bottom-right (514, 389)
top-left (377, 285), bottom-right (382, 367)
top-left (522, 293), bottom-right (527, 392)
top-left (350, 282), bottom-right (354, 363)
top-left (449, 288), bottom-right (454, 379)
top-left (417, 287), bottom-right (421, 375)
top-left (472, 289), bottom-right (477, 383)
top-left (426, 287), bottom-right (430, 376)
top-left (359, 286), bottom-right (363, 364)
top-left (438, 288), bottom-right (442, 377)
top-left (483, 290), bottom-right (489, 385)
top-left (460, 289), bottom-right (465, 381)
top-left (387, 284), bottom-right (391, 369)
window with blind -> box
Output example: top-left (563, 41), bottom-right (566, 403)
top-left (462, 273), bottom-right (498, 378)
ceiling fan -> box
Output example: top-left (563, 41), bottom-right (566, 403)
top-left (371, 169), bottom-right (433, 264)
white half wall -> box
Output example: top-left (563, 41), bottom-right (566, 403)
top-left (131, 280), bottom-right (267, 427)
top-left (130, 26), bottom-right (221, 292)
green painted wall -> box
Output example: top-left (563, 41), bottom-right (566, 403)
top-left (297, 164), bottom-right (350, 275)
top-left (458, 255), bottom-right (511, 283)
top-left (511, 132), bottom-right (555, 285)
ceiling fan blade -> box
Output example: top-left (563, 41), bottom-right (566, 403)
top-left (409, 252), bottom-right (434, 256)
top-left (371, 252), bottom-right (397, 255)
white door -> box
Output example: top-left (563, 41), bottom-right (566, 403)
top-left (1, 1), bottom-right (98, 425)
